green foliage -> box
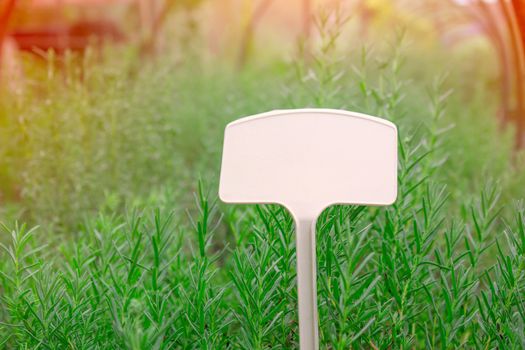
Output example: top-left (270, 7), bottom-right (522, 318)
top-left (1, 175), bottom-right (525, 348)
top-left (1, 7), bottom-right (525, 349)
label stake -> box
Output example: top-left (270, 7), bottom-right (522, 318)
top-left (219, 108), bottom-right (398, 350)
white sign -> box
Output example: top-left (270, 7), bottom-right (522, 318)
top-left (219, 109), bottom-right (397, 350)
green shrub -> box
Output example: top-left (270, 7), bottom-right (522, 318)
top-left (1, 9), bottom-right (525, 349)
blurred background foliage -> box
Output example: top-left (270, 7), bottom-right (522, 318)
top-left (0, 0), bottom-right (524, 231)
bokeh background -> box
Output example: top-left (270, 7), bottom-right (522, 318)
top-left (1, 0), bottom-right (524, 230)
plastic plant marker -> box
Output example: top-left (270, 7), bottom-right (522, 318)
top-left (219, 108), bottom-right (398, 350)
